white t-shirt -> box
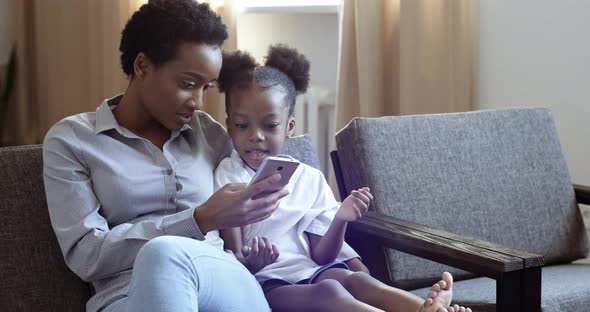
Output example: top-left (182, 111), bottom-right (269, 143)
top-left (214, 150), bottom-right (360, 284)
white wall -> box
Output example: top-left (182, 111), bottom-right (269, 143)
top-left (477, 1), bottom-right (590, 259)
top-left (236, 12), bottom-right (339, 93)
top-left (477, 0), bottom-right (590, 185)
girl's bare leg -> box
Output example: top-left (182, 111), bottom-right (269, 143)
top-left (344, 257), bottom-right (370, 274)
top-left (315, 268), bottom-right (422, 311)
top-left (264, 279), bottom-right (384, 312)
top-left (315, 269), bottom-right (471, 312)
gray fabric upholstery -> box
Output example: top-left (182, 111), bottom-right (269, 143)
top-left (0, 145), bottom-right (90, 311)
top-left (281, 134), bottom-right (321, 170)
top-left (410, 264), bottom-right (590, 312)
top-left (0, 135), bottom-right (318, 310)
top-left (335, 108), bottom-right (589, 289)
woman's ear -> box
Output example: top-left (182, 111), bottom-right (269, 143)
top-left (133, 52), bottom-right (150, 79)
top-left (287, 117), bottom-right (296, 138)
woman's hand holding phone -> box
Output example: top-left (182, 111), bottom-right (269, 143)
top-left (249, 155), bottom-right (299, 199)
top-left (194, 174), bottom-right (289, 234)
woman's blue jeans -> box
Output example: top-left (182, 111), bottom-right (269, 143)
top-left (102, 236), bottom-right (270, 312)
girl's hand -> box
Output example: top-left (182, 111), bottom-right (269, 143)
top-left (335, 187), bottom-right (372, 222)
top-left (242, 236), bottom-right (279, 273)
top-left (194, 174), bottom-right (289, 234)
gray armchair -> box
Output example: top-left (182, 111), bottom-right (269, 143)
top-left (331, 108), bottom-right (590, 312)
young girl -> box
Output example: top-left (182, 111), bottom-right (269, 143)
top-left (214, 45), bottom-right (471, 312)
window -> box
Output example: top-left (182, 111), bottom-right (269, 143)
top-left (236, 0), bottom-right (340, 14)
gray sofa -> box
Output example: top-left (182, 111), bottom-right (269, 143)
top-left (3, 107), bottom-right (589, 312)
top-left (0, 135), bottom-right (320, 311)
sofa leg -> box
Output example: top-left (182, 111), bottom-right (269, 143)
top-left (522, 267), bottom-right (541, 312)
top-left (496, 271), bottom-right (522, 312)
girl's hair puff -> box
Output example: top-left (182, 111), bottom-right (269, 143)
top-left (218, 44), bottom-right (310, 117)
top-left (217, 50), bottom-right (258, 93)
top-left (264, 44), bottom-right (310, 94)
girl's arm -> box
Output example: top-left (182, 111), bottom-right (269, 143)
top-left (220, 227), bottom-right (279, 273)
top-left (307, 219), bottom-right (348, 265)
top-left (308, 187), bottom-right (372, 265)
top-left (220, 227), bottom-right (245, 261)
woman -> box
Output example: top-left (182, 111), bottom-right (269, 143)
top-left (43, 1), bottom-right (363, 311)
top-left (43, 1), bottom-right (282, 311)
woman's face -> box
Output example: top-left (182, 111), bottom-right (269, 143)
top-left (138, 42), bottom-right (222, 130)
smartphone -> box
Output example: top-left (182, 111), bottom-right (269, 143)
top-left (249, 155), bottom-right (300, 197)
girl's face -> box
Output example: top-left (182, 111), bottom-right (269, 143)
top-left (226, 86), bottom-right (295, 171)
top-left (137, 42), bottom-right (222, 131)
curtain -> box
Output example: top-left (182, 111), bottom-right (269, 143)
top-left (336, 0), bottom-right (477, 130)
top-left (5, 0), bottom-right (235, 146)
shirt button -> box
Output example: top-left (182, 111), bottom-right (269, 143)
top-left (169, 197), bottom-right (176, 203)
top-left (176, 182), bottom-right (183, 191)
top-left (166, 169), bottom-right (173, 175)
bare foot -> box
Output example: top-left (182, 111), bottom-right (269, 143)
top-left (418, 272), bottom-right (471, 312)
top-left (448, 304), bottom-right (472, 312)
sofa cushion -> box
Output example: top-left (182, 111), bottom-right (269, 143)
top-left (0, 145), bottom-right (90, 311)
top-left (410, 264), bottom-right (590, 312)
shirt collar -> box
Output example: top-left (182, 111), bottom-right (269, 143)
top-left (95, 94), bottom-right (192, 136)
top-left (95, 95), bottom-right (132, 136)
top-left (231, 150), bottom-right (256, 178)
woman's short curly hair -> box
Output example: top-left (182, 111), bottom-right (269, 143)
top-left (218, 44), bottom-right (310, 117)
top-left (120, 0), bottom-right (228, 77)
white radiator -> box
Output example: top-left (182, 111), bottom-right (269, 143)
top-left (294, 86), bottom-right (335, 176)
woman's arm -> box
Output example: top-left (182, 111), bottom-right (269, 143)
top-left (46, 137), bottom-right (286, 282)
top-left (44, 124), bottom-right (206, 282)
top-left (46, 117), bottom-right (288, 283)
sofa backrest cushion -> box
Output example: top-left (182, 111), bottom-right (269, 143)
top-left (282, 134), bottom-right (321, 170)
top-left (335, 108), bottom-right (589, 289)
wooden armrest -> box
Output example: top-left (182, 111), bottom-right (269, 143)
top-left (349, 211), bottom-right (544, 278)
top-left (574, 184), bottom-right (590, 205)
